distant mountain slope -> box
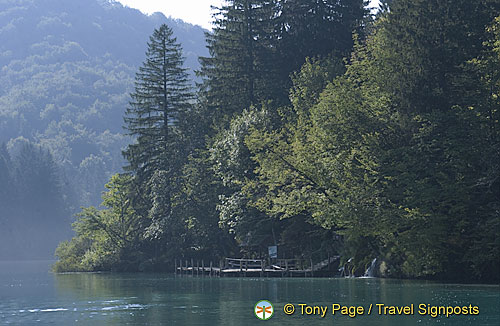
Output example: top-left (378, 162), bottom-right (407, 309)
top-left (0, 0), bottom-right (207, 206)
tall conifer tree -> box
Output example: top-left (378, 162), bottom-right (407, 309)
top-left (123, 24), bottom-right (193, 244)
top-left (277, 0), bottom-right (366, 81)
top-left (198, 0), bottom-right (281, 124)
top-left (123, 24), bottom-right (192, 181)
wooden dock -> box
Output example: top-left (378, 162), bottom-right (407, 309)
top-left (175, 256), bottom-right (339, 277)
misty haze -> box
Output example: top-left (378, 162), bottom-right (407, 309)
top-left (0, 0), bottom-right (207, 259)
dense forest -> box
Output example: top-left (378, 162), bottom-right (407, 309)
top-left (51, 0), bottom-right (498, 283)
top-left (0, 0), bottom-right (208, 258)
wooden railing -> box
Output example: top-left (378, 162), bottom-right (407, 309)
top-left (273, 259), bottom-right (310, 271)
top-left (225, 258), bottom-right (264, 271)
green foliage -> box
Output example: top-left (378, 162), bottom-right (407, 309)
top-left (179, 149), bottom-right (236, 258)
top-left (54, 22), bottom-right (223, 271)
top-left (457, 15), bottom-right (500, 281)
top-left (197, 0), bottom-right (366, 259)
top-left (123, 24), bottom-right (193, 178)
top-left (361, 0), bottom-right (500, 280)
top-left (53, 174), bottom-right (144, 272)
top-left (198, 0), bottom-right (367, 126)
top-left (210, 108), bottom-right (276, 251)
top-left (245, 1), bottom-right (500, 281)
top-left (121, 24), bottom-right (199, 265)
top-left (198, 0), bottom-right (283, 124)
top-left (53, 238), bottom-right (93, 273)
top-left (277, 0), bottom-right (367, 78)
top-left (247, 56), bottom-right (385, 264)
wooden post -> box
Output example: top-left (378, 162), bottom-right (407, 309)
top-left (261, 259), bottom-right (264, 277)
top-left (201, 260), bottom-right (205, 276)
top-left (175, 259), bottom-right (177, 275)
top-left (310, 258), bottom-right (314, 277)
top-left (210, 261), bottom-right (213, 277)
top-left (185, 260), bottom-right (188, 275)
top-left (191, 258), bottom-right (194, 276)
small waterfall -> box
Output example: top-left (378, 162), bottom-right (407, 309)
top-left (363, 258), bottom-right (377, 277)
top-left (339, 258), bottom-right (354, 277)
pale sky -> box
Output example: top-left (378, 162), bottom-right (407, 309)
top-left (116, 0), bottom-right (225, 29)
top-left (115, 0), bottom-right (380, 30)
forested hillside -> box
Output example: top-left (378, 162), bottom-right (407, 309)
top-left (50, 0), bottom-right (499, 283)
top-left (0, 0), bottom-right (207, 259)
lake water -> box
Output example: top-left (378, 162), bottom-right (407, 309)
top-left (0, 260), bottom-right (498, 325)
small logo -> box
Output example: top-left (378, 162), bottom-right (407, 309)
top-left (255, 300), bottom-right (274, 320)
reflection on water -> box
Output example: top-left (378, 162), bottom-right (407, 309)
top-left (0, 261), bottom-right (498, 325)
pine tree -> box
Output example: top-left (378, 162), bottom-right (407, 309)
top-left (123, 24), bottom-right (193, 181)
top-left (198, 0), bottom-right (281, 124)
top-left (123, 24), bottom-right (194, 251)
top-left (277, 0), bottom-right (366, 80)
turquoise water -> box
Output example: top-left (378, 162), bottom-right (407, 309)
top-left (0, 261), bottom-right (498, 325)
